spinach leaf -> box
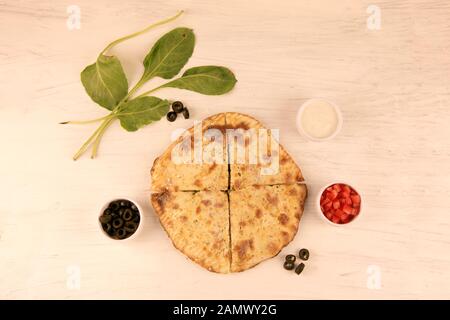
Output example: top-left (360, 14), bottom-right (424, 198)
top-left (117, 96), bottom-right (169, 132)
top-left (80, 54), bottom-right (128, 110)
top-left (142, 28), bottom-right (195, 81)
top-left (160, 66), bottom-right (237, 95)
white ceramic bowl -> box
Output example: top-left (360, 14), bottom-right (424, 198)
top-left (296, 98), bottom-right (343, 142)
top-left (316, 182), bottom-right (363, 227)
top-left (98, 197), bottom-right (144, 241)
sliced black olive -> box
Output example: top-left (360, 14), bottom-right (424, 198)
top-left (131, 204), bottom-right (138, 211)
top-left (167, 111), bottom-right (177, 122)
top-left (172, 101), bottom-right (184, 113)
top-left (109, 201), bottom-right (120, 211)
top-left (116, 228), bottom-right (127, 239)
top-left (123, 209), bottom-right (133, 221)
top-left (285, 254), bottom-right (296, 263)
top-left (99, 214), bottom-right (111, 224)
top-left (299, 248), bottom-right (310, 261)
top-left (295, 263), bottom-right (305, 275)
top-left (182, 108), bottom-right (190, 119)
top-left (119, 200), bottom-right (129, 207)
top-left (283, 261), bottom-right (295, 270)
top-left (112, 218), bottom-right (124, 229)
top-left (104, 208), bottom-right (112, 216)
top-left (118, 208), bottom-right (125, 216)
top-left (132, 214), bottom-right (140, 224)
top-left (124, 221), bottom-right (137, 233)
top-left (106, 224), bottom-right (115, 236)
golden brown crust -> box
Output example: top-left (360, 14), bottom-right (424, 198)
top-left (229, 184), bottom-right (307, 272)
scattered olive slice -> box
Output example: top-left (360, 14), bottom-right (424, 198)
top-left (167, 111), bottom-right (177, 122)
top-left (182, 108), bottom-right (190, 119)
top-left (299, 248), bottom-right (310, 261)
top-left (283, 261), bottom-right (295, 271)
top-left (172, 101), bottom-right (184, 113)
top-left (295, 263), bottom-right (305, 275)
top-left (285, 254), bottom-right (296, 263)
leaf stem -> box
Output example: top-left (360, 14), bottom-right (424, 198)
top-left (100, 10), bottom-right (184, 56)
top-left (91, 117), bottom-right (116, 159)
top-left (135, 83), bottom-right (166, 98)
top-left (60, 113), bottom-right (115, 125)
top-left (72, 121), bottom-right (107, 160)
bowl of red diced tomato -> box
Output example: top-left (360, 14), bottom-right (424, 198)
top-left (318, 183), bottom-right (362, 225)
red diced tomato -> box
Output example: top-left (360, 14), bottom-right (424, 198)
top-left (351, 194), bottom-right (360, 205)
top-left (326, 190), bottom-right (338, 200)
top-left (342, 204), bottom-right (352, 215)
top-left (333, 200), bottom-right (340, 209)
top-left (335, 209), bottom-right (345, 218)
top-left (342, 184), bottom-right (351, 194)
top-left (321, 183), bottom-right (361, 224)
top-left (331, 215), bottom-right (340, 224)
top-left (340, 213), bottom-right (349, 222)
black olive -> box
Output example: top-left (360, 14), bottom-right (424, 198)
top-left (124, 221), bottom-right (137, 233)
top-left (118, 208), bottom-right (125, 216)
top-left (99, 214), bottom-right (111, 224)
top-left (132, 215), bottom-right (140, 224)
top-left (172, 101), bottom-right (184, 113)
top-left (182, 108), bottom-right (190, 119)
top-left (106, 224), bottom-right (115, 236)
top-left (283, 261), bottom-right (295, 270)
top-left (104, 208), bottom-right (112, 216)
top-left (119, 200), bottom-right (129, 207)
top-left (109, 201), bottom-right (120, 211)
top-left (123, 209), bottom-right (133, 221)
top-left (285, 254), bottom-right (296, 263)
top-left (167, 111), bottom-right (177, 122)
top-left (112, 218), bottom-right (124, 229)
top-left (131, 204), bottom-right (138, 211)
top-left (116, 228), bottom-right (127, 239)
top-left (299, 248), bottom-right (310, 261)
top-left (295, 263), bottom-right (305, 275)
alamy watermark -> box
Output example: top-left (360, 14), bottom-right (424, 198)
top-left (170, 121), bottom-right (280, 175)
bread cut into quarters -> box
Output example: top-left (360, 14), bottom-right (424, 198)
top-left (150, 113), bottom-right (307, 273)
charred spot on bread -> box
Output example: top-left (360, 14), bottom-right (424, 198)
top-left (278, 213), bottom-right (289, 225)
top-left (201, 199), bottom-right (211, 206)
top-left (235, 239), bottom-right (254, 259)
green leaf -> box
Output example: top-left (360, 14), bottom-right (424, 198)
top-left (117, 96), bottom-right (169, 132)
top-left (160, 66), bottom-right (237, 95)
top-left (80, 55), bottom-right (128, 110)
top-left (142, 28), bottom-right (195, 81)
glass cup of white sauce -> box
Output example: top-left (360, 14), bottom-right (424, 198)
top-left (296, 98), bottom-right (343, 141)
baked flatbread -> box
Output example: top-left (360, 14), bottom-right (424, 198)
top-left (150, 112), bottom-right (307, 273)
top-left (151, 113), bottom-right (228, 192)
top-left (151, 190), bottom-right (230, 273)
top-left (225, 112), bottom-right (304, 190)
top-left (230, 184), bottom-right (307, 272)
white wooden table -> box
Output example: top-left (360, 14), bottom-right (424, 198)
top-left (1, 0), bottom-right (449, 299)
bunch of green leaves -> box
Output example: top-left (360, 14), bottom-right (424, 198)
top-left (63, 11), bottom-right (237, 160)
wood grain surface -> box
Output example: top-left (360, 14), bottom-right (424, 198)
top-left (1, 0), bottom-right (449, 299)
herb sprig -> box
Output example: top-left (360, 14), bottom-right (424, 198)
top-left (62, 11), bottom-right (237, 160)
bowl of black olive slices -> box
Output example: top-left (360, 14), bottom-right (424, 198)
top-left (98, 198), bottom-right (143, 241)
